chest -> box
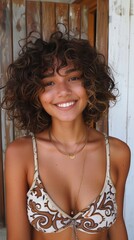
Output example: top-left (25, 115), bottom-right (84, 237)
top-left (27, 137), bottom-right (117, 235)
top-left (30, 145), bottom-right (107, 214)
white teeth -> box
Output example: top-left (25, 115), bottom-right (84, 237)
top-left (57, 101), bottom-right (75, 108)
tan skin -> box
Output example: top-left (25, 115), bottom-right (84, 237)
top-left (5, 66), bottom-right (130, 240)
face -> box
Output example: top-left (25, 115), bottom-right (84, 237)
top-left (38, 64), bottom-right (88, 123)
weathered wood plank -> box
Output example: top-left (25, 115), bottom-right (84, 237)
top-left (88, 12), bottom-right (95, 46)
top-left (81, 4), bottom-right (88, 39)
top-left (77, 0), bottom-right (96, 10)
top-left (69, 3), bottom-right (81, 38)
top-left (0, 1), bottom-right (13, 158)
top-left (87, 0), bottom-right (97, 45)
top-left (42, 2), bottom-right (56, 41)
top-left (125, 11), bottom-right (134, 238)
top-left (12, 0), bottom-right (26, 60)
top-left (96, 0), bottom-right (109, 133)
top-left (0, 1), bottom-right (12, 86)
top-left (26, 1), bottom-right (41, 35)
top-left (56, 3), bottom-right (69, 32)
top-left (108, 1), bottom-right (134, 239)
top-left (0, 0), bottom-right (12, 154)
top-left (108, 0), bottom-right (130, 140)
top-left (0, 0), bottom-right (13, 226)
top-left (87, 0), bottom-right (97, 11)
top-left (96, 0), bottom-right (108, 59)
top-left (12, 0), bottom-right (26, 138)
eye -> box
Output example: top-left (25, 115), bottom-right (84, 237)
top-left (44, 81), bottom-right (55, 88)
top-left (69, 76), bottom-right (82, 81)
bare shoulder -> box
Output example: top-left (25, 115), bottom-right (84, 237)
top-left (5, 136), bottom-right (33, 239)
top-left (109, 136), bottom-right (131, 180)
top-left (6, 135), bottom-right (32, 153)
top-left (5, 135), bottom-right (33, 171)
top-left (109, 136), bottom-right (131, 161)
top-left (107, 137), bottom-right (130, 240)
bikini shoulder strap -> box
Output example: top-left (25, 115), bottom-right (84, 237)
top-left (104, 133), bottom-right (110, 178)
top-left (31, 132), bottom-right (39, 178)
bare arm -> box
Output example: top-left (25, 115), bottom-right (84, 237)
top-left (108, 138), bottom-right (131, 240)
top-left (5, 139), bottom-right (32, 240)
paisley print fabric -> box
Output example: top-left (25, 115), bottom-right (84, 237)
top-left (27, 133), bottom-right (117, 234)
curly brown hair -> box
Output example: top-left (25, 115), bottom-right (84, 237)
top-left (1, 31), bottom-right (117, 133)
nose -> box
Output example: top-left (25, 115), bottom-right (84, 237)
top-left (57, 81), bottom-right (72, 97)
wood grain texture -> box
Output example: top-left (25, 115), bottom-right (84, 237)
top-left (77, 0), bottom-right (96, 9)
top-left (69, 3), bottom-right (81, 38)
top-left (88, 12), bottom-right (95, 46)
top-left (81, 4), bottom-right (88, 39)
top-left (0, 0), bottom-right (12, 226)
top-left (108, 1), bottom-right (133, 239)
top-left (12, 0), bottom-right (26, 138)
top-left (108, 0), bottom-right (130, 140)
top-left (96, 0), bottom-right (109, 133)
top-left (125, 2), bottom-right (134, 239)
top-left (56, 3), bottom-right (69, 32)
top-left (12, 0), bottom-right (26, 60)
top-left (42, 2), bottom-right (56, 40)
top-left (96, 0), bottom-right (108, 59)
top-left (26, 1), bottom-right (41, 35)
top-left (0, 0), bottom-right (13, 151)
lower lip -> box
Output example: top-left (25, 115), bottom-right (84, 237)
top-left (55, 102), bottom-right (77, 111)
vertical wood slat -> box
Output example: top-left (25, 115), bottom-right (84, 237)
top-left (0, 0), bottom-right (13, 226)
top-left (96, 0), bottom-right (109, 133)
top-left (108, 0), bottom-right (130, 140)
top-left (81, 4), bottom-right (89, 39)
top-left (88, 12), bottom-right (95, 46)
top-left (26, 1), bottom-right (41, 36)
top-left (108, 1), bottom-right (133, 239)
top-left (125, 1), bottom-right (134, 238)
top-left (42, 2), bottom-right (56, 40)
top-left (96, 0), bottom-right (108, 59)
top-left (12, 0), bottom-right (26, 138)
top-left (12, 0), bottom-right (26, 60)
top-left (56, 3), bottom-right (69, 32)
top-left (69, 4), bottom-right (81, 38)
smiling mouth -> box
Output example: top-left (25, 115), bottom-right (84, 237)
top-left (56, 101), bottom-right (76, 108)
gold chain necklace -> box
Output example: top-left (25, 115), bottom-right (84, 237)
top-left (70, 153), bottom-right (86, 217)
top-left (49, 128), bottom-right (88, 160)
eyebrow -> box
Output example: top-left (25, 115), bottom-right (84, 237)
top-left (43, 68), bottom-right (81, 79)
top-left (65, 68), bottom-right (80, 74)
top-left (43, 73), bottom-right (54, 78)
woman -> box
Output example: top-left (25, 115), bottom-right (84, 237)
top-left (2, 31), bottom-right (130, 240)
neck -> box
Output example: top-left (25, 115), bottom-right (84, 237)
top-left (50, 119), bottom-right (87, 145)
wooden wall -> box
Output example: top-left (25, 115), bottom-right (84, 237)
top-left (108, 0), bottom-right (134, 239)
top-left (0, 0), bottom-right (108, 227)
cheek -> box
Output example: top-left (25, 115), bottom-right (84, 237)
top-left (38, 93), bottom-right (51, 114)
top-left (77, 86), bottom-right (88, 100)
top-left (39, 92), bottom-right (52, 105)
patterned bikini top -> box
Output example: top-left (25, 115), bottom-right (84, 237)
top-left (27, 133), bottom-right (117, 235)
